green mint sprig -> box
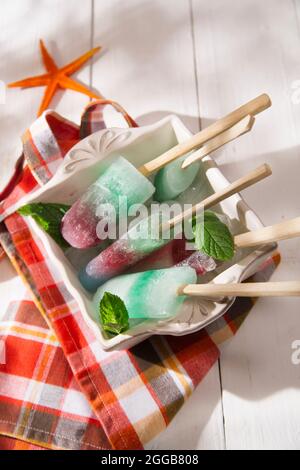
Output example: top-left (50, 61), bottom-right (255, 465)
top-left (18, 202), bottom-right (70, 249)
top-left (192, 211), bottom-right (234, 261)
top-left (99, 292), bottom-right (129, 336)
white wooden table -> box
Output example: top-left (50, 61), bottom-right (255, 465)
top-left (1, 0), bottom-right (300, 450)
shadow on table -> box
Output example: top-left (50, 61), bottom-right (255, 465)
top-left (136, 110), bottom-right (214, 135)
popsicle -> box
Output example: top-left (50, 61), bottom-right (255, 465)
top-left (79, 211), bottom-right (170, 292)
top-left (61, 157), bottom-right (155, 249)
top-left (79, 164), bottom-right (271, 292)
top-left (154, 115), bottom-right (254, 202)
top-left (63, 94), bottom-right (271, 249)
top-left (94, 265), bottom-right (300, 323)
top-left (96, 271), bottom-right (300, 322)
top-left (154, 154), bottom-right (201, 202)
top-left (93, 266), bottom-right (197, 320)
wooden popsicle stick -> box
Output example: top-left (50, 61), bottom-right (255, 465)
top-left (161, 163), bottom-right (272, 232)
top-left (181, 115), bottom-right (255, 169)
top-left (139, 93), bottom-right (271, 176)
top-left (234, 217), bottom-right (300, 248)
top-left (179, 282), bottom-right (300, 298)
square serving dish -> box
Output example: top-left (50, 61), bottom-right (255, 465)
top-left (14, 116), bottom-right (277, 351)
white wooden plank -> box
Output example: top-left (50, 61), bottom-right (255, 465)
top-left (0, 0), bottom-right (93, 192)
top-left (92, 0), bottom-right (225, 449)
top-left (192, 0), bottom-right (300, 449)
top-left (92, 0), bottom-right (200, 131)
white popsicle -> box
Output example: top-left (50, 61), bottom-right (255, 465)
top-left (93, 267), bottom-right (197, 320)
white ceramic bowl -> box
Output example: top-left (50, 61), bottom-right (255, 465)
top-left (15, 116), bottom-right (277, 350)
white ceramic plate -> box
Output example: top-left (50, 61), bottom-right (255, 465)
top-left (14, 116), bottom-right (277, 351)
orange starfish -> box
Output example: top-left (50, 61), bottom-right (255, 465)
top-left (9, 40), bottom-right (102, 116)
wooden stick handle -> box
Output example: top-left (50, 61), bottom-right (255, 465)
top-left (234, 217), bottom-right (300, 248)
top-left (163, 163), bottom-right (272, 231)
top-left (139, 94), bottom-right (271, 176)
top-left (181, 115), bottom-right (255, 169)
top-left (179, 282), bottom-right (300, 298)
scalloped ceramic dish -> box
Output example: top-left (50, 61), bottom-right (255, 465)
top-left (14, 116), bottom-right (277, 350)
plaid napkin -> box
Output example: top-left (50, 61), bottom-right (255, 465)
top-left (0, 101), bottom-right (280, 450)
top-left (0, 436), bottom-right (45, 450)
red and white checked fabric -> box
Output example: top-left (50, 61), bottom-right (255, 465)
top-left (0, 101), bottom-right (280, 450)
top-left (0, 300), bottom-right (110, 450)
top-left (0, 436), bottom-right (46, 451)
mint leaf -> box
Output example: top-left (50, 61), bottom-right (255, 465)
top-left (99, 292), bottom-right (129, 336)
top-left (18, 203), bottom-right (70, 249)
top-left (192, 211), bottom-right (234, 261)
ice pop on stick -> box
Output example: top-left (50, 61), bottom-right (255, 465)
top-left (92, 216), bottom-right (300, 327)
top-left (94, 268), bottom-right (300, 323)
top-left (79, 212), bottom-right (169, 292)
top-left (61, 157), bottom-right (155, 249)
top-left (154, 115), bottom-right (254, 202)
top-left (93, 266), bottom-right (197, 320)
top-left (79, 164), bottom-right (271, 292)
